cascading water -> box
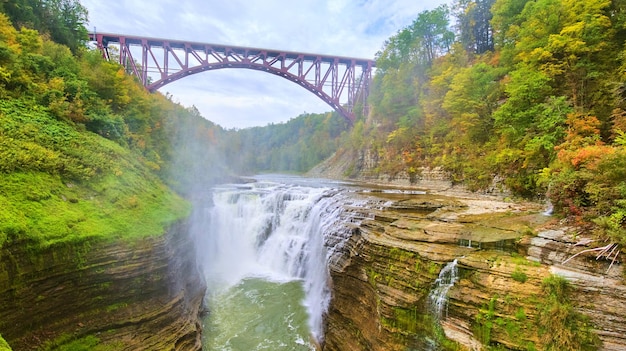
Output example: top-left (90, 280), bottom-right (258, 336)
top-left (424, 259), bottom-right (460, 351)
top-left (191, 178), bottom-right (361, 350)
top-left (543, 200), bottom-right (554, 216)
top-left (428, 259), bottom-right (459, 319)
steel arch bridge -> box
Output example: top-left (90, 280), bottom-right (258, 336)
top-left (89, 33), bottom-right (375, 123)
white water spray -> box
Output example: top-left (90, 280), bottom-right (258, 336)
top-left (428, 259), bottom-right (459, 319)
top-left (193, 180), bottom-right (359, 343)
top-left (542, 200), bottom-right (554, 216)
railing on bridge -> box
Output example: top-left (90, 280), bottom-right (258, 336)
top-left (89, 32), bottom-right (375, 123)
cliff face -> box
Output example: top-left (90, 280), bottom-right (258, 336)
top-left (323, 191), bottom-right (626, 351)
top-left (308, 148), bottom-right (496, 197)
top-left (0, 221), bottom-right (205, 350)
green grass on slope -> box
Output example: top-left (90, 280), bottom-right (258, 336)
top-left (0, 334), bottom-right (12, 351)
top-left (0, 99), bottom-right (190, 249)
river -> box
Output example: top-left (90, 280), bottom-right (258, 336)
top-left (192, 175), bottom-right (365, 350)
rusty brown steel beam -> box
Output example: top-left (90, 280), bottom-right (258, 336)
top-left (89, 32), bottom-right (375, 123)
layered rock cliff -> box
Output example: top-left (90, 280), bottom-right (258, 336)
top-left (0, 221), bottom-right (205, 350)
top-left (323, 190), bottom-right (626, 351)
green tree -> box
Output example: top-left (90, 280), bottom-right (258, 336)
top-left (375, 4), bottom-right (454, 71)
top-left (442, 61), bottom-right (501, 144)
top-left (1, 0), bottom-right (88, 53)
top-left (454, 0), bottom-right (496, 54)
top-left (493, 65), bottom-right (553, 145)
top-left (491, 0), bottom-right (529, 51)
top-left (410, 4), bottom-right (455, 66)
top-left (492, 64), bottom-right (572, 194)
top-left (538, 0), bottom-right (614, 113)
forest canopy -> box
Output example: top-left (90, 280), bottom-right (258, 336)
top-left (0, 3), bottom-right (232, 249)
top-left (0, 0), bottom-right (624, 245)
top-left (0, 0), bottom-right (88, 53)
top-left (342, 0), bottom-right (626, 243)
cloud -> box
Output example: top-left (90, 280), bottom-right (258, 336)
top-left (82, 0), bottom-right (449, 128)
top-left (162, 70), bottom-right (328, 128)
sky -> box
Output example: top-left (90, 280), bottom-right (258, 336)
top-left (81, 0), bottom-right (449, 129)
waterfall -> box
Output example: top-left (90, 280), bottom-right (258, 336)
top-left (543, 200), bottom-right (554, 216)
top-left (193, 179), bottom-right (359, 345)
top-left (428, 259), bottom-right (459, 320)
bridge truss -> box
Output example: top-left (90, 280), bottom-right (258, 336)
top-left (90, 33), bottom-right (375, 123)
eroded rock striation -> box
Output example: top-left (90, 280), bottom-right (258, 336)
top-left (323, 190), bottom-right (626, 351)
top-left (0, 221), bottom-right (205, 350)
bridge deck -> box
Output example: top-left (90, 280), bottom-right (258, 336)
top-left (89, 32), bottom-right (375, 123)
top-left (92, 33), bottom-right (373, 67)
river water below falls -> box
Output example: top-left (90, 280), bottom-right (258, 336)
top-left (193, 176), bottom-right (360, 350)
top-left (203, 278), bottom-right (313, 350)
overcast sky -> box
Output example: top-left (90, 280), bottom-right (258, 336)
top-left (82, 0), bottom-right (449, 129)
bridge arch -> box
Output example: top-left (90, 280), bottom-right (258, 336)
top-left (90, 33), bottom-right (375, 123)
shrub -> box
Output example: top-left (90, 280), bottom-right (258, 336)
top-left (511, 268), bottom-right (528, 283)
top-left (536, 275), bottom-right (600, 351)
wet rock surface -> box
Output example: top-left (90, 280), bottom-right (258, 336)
top-left (323, 190), bottom-right (626, 351)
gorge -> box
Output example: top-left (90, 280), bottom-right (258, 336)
top-left (320, 184), bottom-right (614, 351)
top-left (3, 0), bottom-right (626, 349)
top-left (0, 0), bottom-right (626, 351)
top-left (199, 175), bottom-right (626, 351)
top-left (3, 174), bottom-right (626, 350)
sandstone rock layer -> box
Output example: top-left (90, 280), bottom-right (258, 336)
top-left (0, 222), bottom-right (204, 350)
top-left (324, 191), bottom-right (626, 351)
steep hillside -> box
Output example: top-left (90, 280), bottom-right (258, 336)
top-left (0, 7), bottom-right (220, 349)
top-left (219, 111), bottom-right (349, 175)
top-left (324, 0), bottom-right (626, 247)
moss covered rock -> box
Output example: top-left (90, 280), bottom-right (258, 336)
top-left (0, 221), bottom-right (204, 350)
top-left (324, 191), bottom-right (622, 351)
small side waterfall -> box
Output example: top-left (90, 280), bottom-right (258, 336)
top-left (425, 259), bottom-right (460, 351)
top-left (543, 200), bottom-right (554, 216)
top-left (428, 259), bottom-right (459, 319)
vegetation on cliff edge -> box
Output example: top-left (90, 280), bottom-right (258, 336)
top-left (537, 275), bottom-right (599, 350)
top-left (0, 6), bottom-right (225, 248)
top-left (340, 0), bottom-right (626, 246)
top-left (0, 3), bottom-right (226, 348)
top-left (0, 334), bottom-right (11, 351)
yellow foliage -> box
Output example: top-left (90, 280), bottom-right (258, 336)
top-left (0, 67), bottom-right (11, 87)
top-left (48, 77), bottom-right (65, 91)
top-left (386, 127), bottom-right (407, 144)
top-left (16, 28), bottom-right (43, 54)
top-left (0, 14), bottom-right (16, 45)
top-left (113, 68), bottom-right (132, 108)
top-left (67, 94), bottom-right (87, 123)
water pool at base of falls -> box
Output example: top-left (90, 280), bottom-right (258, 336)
top-left (203, 278), bottom-right (315, 351)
